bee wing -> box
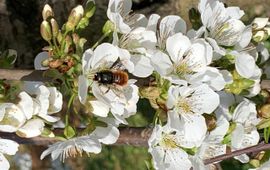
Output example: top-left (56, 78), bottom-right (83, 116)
top-left (110, 61), bottom-right (126, 71)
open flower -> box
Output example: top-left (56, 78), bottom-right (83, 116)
top-left (191, 116), bottom-right (229, 170)
top-left (41, 118), bottom-right (120, 161)
top-left (115, 27), bottom-right (157, 77)
top-left (151, 33), bottom-right (213, 85)
top-left (231, 99), bottom-right (260, 163)
top-left (148, 124), bottom-right (192, 170)
top-left (107, 0), bottom-right (147, 34)
top-left (0, 139), bottom-right (19, 170)
top-left (198, 0), bottom-right (251, 49)
top-left (78, 43), bottom-right (139, 123)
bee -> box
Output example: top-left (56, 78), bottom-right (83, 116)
top-left (93, 70), bottom-right (129, 86)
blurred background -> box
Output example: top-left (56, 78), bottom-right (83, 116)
top-left (0, 0), bottom-right (270, 169)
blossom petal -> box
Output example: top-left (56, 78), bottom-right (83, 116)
top-left (78, 75), bottom-right (89, 104)
top-left (0, 153), bottom-right (10, 170)
top-left (17, 119), bottom-right (45, 138)
top-left (0, 139), bottom-right (19, 155)
top-left (235, 53), bottom-right (256, 79)
top-left (34, 52), bottom-right (49, 70)
top-left (89, 100), bottom-right (109, 117)
top-left (151, 51), bottom-right (173, 76)
top-left (17, 92), bottom-right (34, 120)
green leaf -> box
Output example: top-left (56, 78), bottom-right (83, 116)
top-left (64, 125), bottom-right (76, 139)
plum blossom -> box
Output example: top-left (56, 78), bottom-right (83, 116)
top-left (78, 43), bottom-right (139, 124)
top-left (231, 99), bottom-right (261, 163)
top-left (0, 139), bottom-right (19, 170)
top-left (151, 33), bottom-right (213, 85)
top-left (148, 124), bottom-right (192, 170)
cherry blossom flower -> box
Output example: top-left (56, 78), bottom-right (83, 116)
top-left (151, 33), bottom-right (213, 85)
top-left (148, 124), bottom-right (192, 170)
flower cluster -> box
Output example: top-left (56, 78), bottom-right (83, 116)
top-left (2, 0), bottom-right (270, 169)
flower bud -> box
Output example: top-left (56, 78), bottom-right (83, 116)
top-left (50, 18), bottom-right (59, 38)
top-left (102, 20), bottom-right (115, 35)
top-left (40, 20), bottom-right (52, 41)
top-left (42, 4), bottom-right (54, 20)
top-left (66, 5), bottom-right (84, 31)
top-left (253, 30), bottom-right (267, 42)
top-left (259, 104), bottom-right (270, 118)
top-left (85, 0), bottom-right (96, 18)
top-left (252, 18), bottom-right (269, 30)
top-left (249, 159), bottom-right (260, 168)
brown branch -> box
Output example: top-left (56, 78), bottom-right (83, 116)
top-left (1, 69), bottom-right (270, 89)
top-left (1, 127), bottom-right (270, 165)
top-left (0, 127), bottom-right (152, 147)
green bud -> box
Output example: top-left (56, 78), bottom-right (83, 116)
top-left (66, 5), bottom-right (84, 31)
top-left (41, 58), bottom-right (50, 67)
top-left (77, 17), bottom-right (89, 29)
top-left (249, 159), bottom-right (261, 168)
top-left (50, 18), bottom-right (59, 38)
top-left (85, 0), bottom-right (96, 18)
top-left (64, 125), bottom-right (76, 139)
top-left (42, 4), bottom-right (54, 20)
top-left (57, 32), bottom-right (63, 44)
top-left (102, 20), bottom-right (115, 35)
top-left (40, 20), bottom-right (52, 41)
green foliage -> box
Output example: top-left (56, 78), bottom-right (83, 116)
top-left (0, 49), bottom-right (17, 68)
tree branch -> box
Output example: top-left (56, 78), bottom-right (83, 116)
top-left (1, 128), bottom-right (270, 165)
top-left (1, 69), bottom-right (270, 89)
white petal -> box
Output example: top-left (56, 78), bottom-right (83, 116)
top-left (22, 81), bottom-right (44, 95)
top-left (82, 49), bottom-right (93, 74)
top-left (36, 85), bottom-right (50, 115)
top-left (118, 48), bottom-right (134, 73)
top-left (131, 55), bottom-right (153, 77)
top-left (89, 100), bottom-right (109, 117)
top-left (48, 87), bottom-right (63, 114)
top-left (180, 114), bottom-right (207, 148)
top-left (38, 114), bottom-right (60, 122)
top-left (160, 15), bottom-right (187, 35)
top-left (0, 103), bottom-right (26, 132)
top-left (226, 7), bottom-right (244, 19)
top-left (17, 91), bottom-right (34, 120)
top-left (91, 125), bottom-right (120, 145)
top-left (166, 86), bottom-right (179, 109)
top-left (34, 52), bottom-right (49, 70)
top-left (235, 27), bottom-right (252, 49)
top-left (151, 51), bottom-right (173, 76)
top-left (78, 75), bottom-right (89, 104)
top-left (146, 14), bottom-right (160, 32)
top-left (91, 43), bottom-right (119, 68)
top-left (235, 53), bottom-right (256, 79)
top-left (17, 119), bottom-right (45, 138)
top-left (166, 33), bottom-right (191, 63)
top-left (0, 139), bottom-right (19, 155)
top-left (0, 153), bottom-right (10, 170)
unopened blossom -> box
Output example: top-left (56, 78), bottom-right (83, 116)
top-left (249, 159), bottom-right (270, 170)
top-left (0, 139), bottom-right (19, 170)
top-left (231, 99), bottom-right (260, 163)
top-left (148, 124), bottom-right (192, 170)
top-left (151, 33), bottom-right (213, 85)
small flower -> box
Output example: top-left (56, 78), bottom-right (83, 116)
top-left (0, 139), bottom-right (19, 170)
top-left (151, 33), bottom-right (213, 85)
top-left (148, 124), bottom-right (192, 170)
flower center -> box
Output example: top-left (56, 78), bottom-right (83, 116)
top-left (177, 98), bottom-right (192, 114)
top-left (174, 62), bottom-right (194, 79)
top-left (160, 132), bottom-right (179, 149)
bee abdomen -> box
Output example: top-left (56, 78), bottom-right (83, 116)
top-left (113, 71), bottom-right (128, 86)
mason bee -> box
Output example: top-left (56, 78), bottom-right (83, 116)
top-left (93, 70), bottom-right (129, 86)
